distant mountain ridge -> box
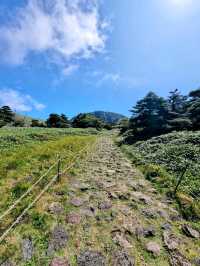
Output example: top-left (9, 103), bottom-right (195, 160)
top-left (89, 111), bottom-right (126, 125)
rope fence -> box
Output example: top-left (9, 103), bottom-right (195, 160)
top-left (0, 140), bottom-right (96, 244)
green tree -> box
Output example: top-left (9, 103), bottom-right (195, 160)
top-left (127, 92), bottom-right (168, 142)
top-left (188, 88), bottom-right (200, 130)
top-left (167, 89), bottom-right (191, 131)
top-left (60, 114), bottom-right (70, 128)
top-left (46, 113), bottom-right (61, 128)
top-left (119, 118), bottom-right (129, 134)
top-left (72, 113), bottom-right (103, 130)
top-left (0, 106), bottom-right (14, 127)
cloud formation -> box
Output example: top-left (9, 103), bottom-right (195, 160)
top-left (62, 64), bottom-right (79, 77)
top-left (0, 0), bottom-right (106, 65)
top-left (0, 89), bottom-right (46, 112)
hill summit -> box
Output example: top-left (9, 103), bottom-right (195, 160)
top-left (89, 111), bottom-right (126, 125)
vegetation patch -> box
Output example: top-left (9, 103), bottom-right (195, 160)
top-left (121, 131), bottom-right (200, 220)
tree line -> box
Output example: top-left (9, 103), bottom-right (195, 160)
top-left (121, 88), bottom-right (200, 143)
top-left (0, 107), bottom-right (110, 130)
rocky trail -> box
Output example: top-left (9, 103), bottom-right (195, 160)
top-left (47, 136), bottom-right (199, 266)
top-left (3, 136), bottom-right (199, 266)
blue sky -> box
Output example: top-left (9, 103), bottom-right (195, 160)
top-left (0, 0), bottom-right (200, 118)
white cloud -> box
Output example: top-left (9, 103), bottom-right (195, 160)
top-left (62, 64), bottom-right (79, 76)
top-left (0, 89), bottom-right (46, 112)
top-left (0, 0), bottom-right (106, 65)
top-left (89, 70), bottom-right (145, 88)
top-left (97, 73), bottom-right (121, 86)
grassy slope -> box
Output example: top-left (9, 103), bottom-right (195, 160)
top-left (0, 128), bottom-right (98, 263)
top-left (121, 131), bottom-right (200, 222)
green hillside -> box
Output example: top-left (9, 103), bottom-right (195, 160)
top-left (89, 111), bottom-right (126, 125)
top-left (121, 130), bottom-right (200, 220)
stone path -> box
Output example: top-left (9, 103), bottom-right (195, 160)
top-left (10, 136), bottom-right (200, 266)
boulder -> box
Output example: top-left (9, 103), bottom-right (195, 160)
top-left (48, 202), bottom-right (64, 215)
top-left (161, 223), bottom-right (172, 231)
top-left (145, 241), bottom-right (161, 256)
top-left (169, 251), bottom-right (192, 266)
top-left (112, 250), bottom-right (135, 266)
top-left (98, 201), bottom-right (112, 210)
top-left (0, 261), bottom-right (13, 266)
top-left (50, 258), bottom-right (70, 266)
top-left (47, 226), bottom-right (68, 255)
top-left (182, 224), bottom-right (199, 239)
top-left (70, 198), bottom-right (84, 207)
top-left (132, 192), bottom-right (152, 205)
top-left (142, 208), bottom-right (158, 219)
top-left (22, 238), bottom-right (34, 261)
top-left (112, 233), bottom-right (133, 248)
top-left (66, 212), bottom-right (81, 224)
top-left (77, 250), bottom-right (105, 266)
top-left (193, 257), bottom-right (200, 266)
top-left (163, 231), bottom-right (179, 251)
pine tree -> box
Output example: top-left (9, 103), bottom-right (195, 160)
top-left (128, 92), bottom-right (168, 141)
top-left (167, 89), bottom-right (191, 131)
top-left (188, 88), bottom-right (200, 130)
top-left (0, 106), bottom-right (14, 127)
top-left (60, 114), bottom-right (70, 128)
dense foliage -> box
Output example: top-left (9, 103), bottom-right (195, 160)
top-left (123, 88), bottom-right (200, 143)
top-left (0, 106), bottom-right (14, 127)
top-left (46, 113), bottom-right (70, 128)
top-left (72, 113), bottom-right (103, 130)
top-left (121, 131), bottom-right (200, 219)
top-left (89, 111), bottom-right (126, 125)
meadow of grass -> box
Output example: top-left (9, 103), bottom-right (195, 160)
top-left (0, 127), bottom-right (98, 263)
top-left (121, 131), bottom-right (200, 221)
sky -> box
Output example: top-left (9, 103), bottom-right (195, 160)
top-left (0, 0), bottom-right (200, 118)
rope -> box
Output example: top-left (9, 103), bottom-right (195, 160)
top-left (0, 139), bottom-right (96, 244)
top-left (0, 143), bottom-right (91, 221)
top-left (0, 160), bottom-right (59, 221)
top-left (0, 175), bottom-right (57, 244)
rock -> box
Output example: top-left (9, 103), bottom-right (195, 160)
top-left (132, 192), bottom-right (152, 205)
top-left (70, 198), bottom-right (84, 207)
top-left (142, 208), bottom-right (158, 219)
top-left (135, 226), bottom-right (156, 239)
top-left (157, 209), bottom-right (168, 219)
top-left (48, 202), bottom-right (64, 215)
top-left (169, 214), bottom-right (182, 222)
top-left (145, 241), bottom-right (161, 256)
top-left (120, 206), bottom-right (131, 216)
top-left (163, 231), bottom-right (179, 251)
top-left (80, 184), bottom-right (90, 191)
top-left (47, 226), bottom-right (68, 255)
top-left (66, 212), bottom-right (81, 224)
top-left (22, 238), bottom-right (34, 261)
top-left (50, 257), bottom-right (70, 266)
top-left (107, 191), bottom-right (118, 200)
top-left (112, 250), bottom-right (135, 266)
top-left (107, 170), bottom-right (115, 176)
top-left (77, 250), bottom-right (105, 266)
top-left (112, 233), bottom-right (133, 248)
top-left (161, 223), bottom-right (172, 230)
top-left (80, 208), bottom-right (95, 217)
top-left (0, 261), bottom-right (13, 266)
top-left (98, 201), bottom-right (112, 210)
top-left (182, 224), bottom-right (200, 239)
top-left (169, 251), bottom-right (192, 266)
top-left (193, 258), bottom-right (200, 266)
top-left (143, 227), bottom-right (156, 237)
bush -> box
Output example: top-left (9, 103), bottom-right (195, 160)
top-left (31, 212), bottom-right (47, 230)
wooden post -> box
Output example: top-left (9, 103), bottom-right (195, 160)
top-left (174, 163), bottom-right (189, 196)
top-left (57, 157), bottom-right (61, 182)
